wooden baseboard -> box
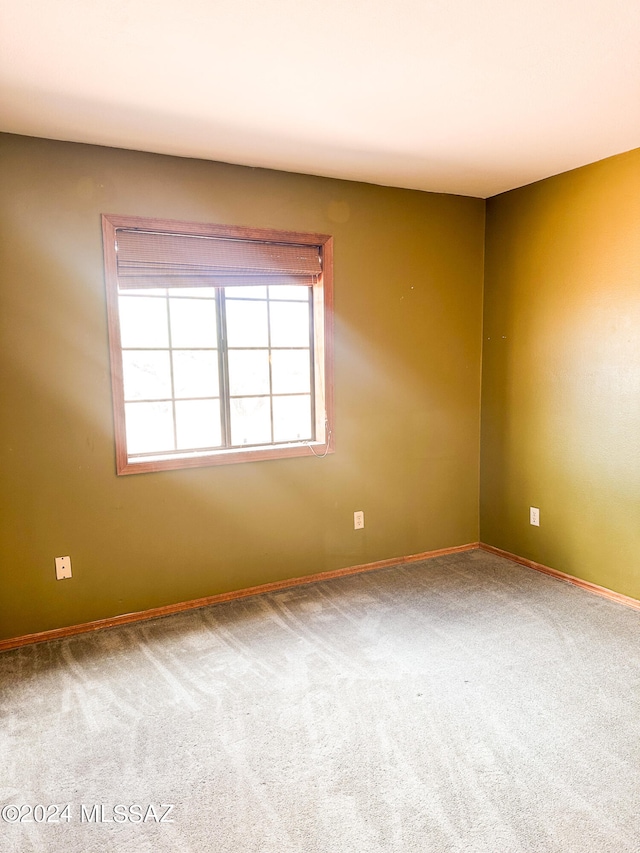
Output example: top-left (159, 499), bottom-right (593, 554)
top-left (0, 542), bottom-right (479, 652)
top-left (4, 541), bottom-right (637, 652)
top-left (479, 542), bottom-right (640, 612)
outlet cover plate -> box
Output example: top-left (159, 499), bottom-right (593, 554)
top-left (55, 556), bottom-right (72, 580)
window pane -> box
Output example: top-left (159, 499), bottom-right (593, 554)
top-left (175, 399), bottom-right (221, 450)
top-left (119, 295), bottom-right (169, 348)
top-left (225, 285), bottom-right (267, 300)
top-left (125, 401), bottom-right (174, 454)
top-left (230, 397), bottom-right (272, 446)
top-left (173, 350), bottom-right (219, 398)
top-left (269, 285), bottom-right (310, 301)
top-left (225, 300), bottom-right (269, 347)
top-left (168, 287), bottom-right (217, 299)
top-left (269, 302), bottom-right (310, 347)
top-left (228, 350), bottom-right (270, 396)
top-left (122, 351), bottom-right (172, 401)
top-left (169, 298), bottom-right (217, 347)
top-left (271, 349), bottom-right (311, 394)
top-left (273, 395), bottom-right (313, 442)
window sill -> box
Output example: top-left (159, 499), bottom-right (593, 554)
top-left (117, 440), bottom-right (334, 475)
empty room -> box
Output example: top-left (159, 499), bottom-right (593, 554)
top-left (1, 1), bottom-right (640, 851)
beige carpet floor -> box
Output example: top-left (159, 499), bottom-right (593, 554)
top-left (2, 549), bottom-right (640, 852)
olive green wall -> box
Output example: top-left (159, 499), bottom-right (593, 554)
top-left (481, 148), bottom-right (640, 599)
top-left (0, 133), bottom-right (484, 641)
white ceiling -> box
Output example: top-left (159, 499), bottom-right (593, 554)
top-left (1, 0), bottom-right (639, 198)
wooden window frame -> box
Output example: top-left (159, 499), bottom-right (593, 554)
top-left (102, 214), bottom-right (334, 475)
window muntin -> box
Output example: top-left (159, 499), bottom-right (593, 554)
top-left (102, 215), bottom-right (333, 474)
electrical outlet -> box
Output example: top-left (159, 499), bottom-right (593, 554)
top-left (55, 556), bottom-right (72, 580)
top-left (354, 511), bottom-right (365, 530)
top-left (529, 507), bottom-right (540, 527)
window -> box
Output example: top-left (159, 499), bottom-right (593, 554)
top-left (102, 215), bottom-right (334, 474)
